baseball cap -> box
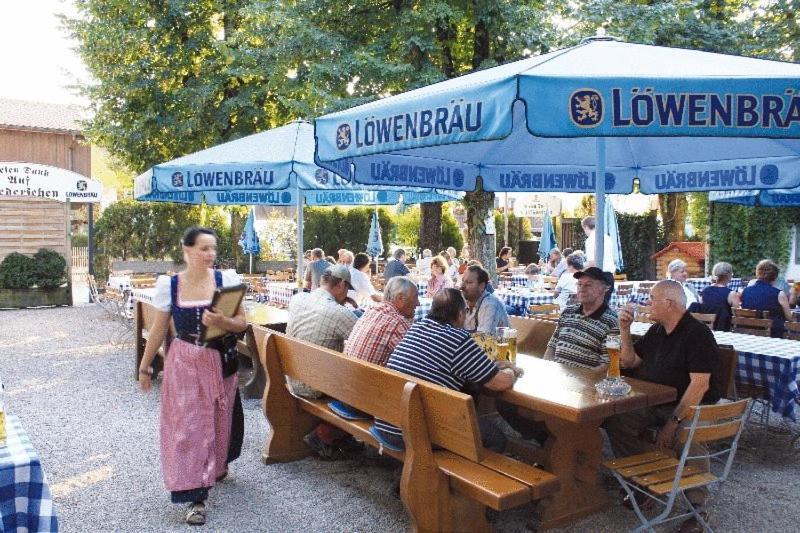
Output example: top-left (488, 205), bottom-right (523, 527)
top-left (574, 267), bottom-right (615, 289)
top-left (326, 264), bottom-right (354, 290)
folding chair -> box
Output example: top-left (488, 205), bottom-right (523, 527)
top-left (732, 308), bottom-right (763, 319)
top-left (603, 399), bottom-right (750, 533)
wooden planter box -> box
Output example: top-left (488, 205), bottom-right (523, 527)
top-left (0, 286), bottom-right (71, 309)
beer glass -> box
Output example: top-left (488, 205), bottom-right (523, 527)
top-left (495, 327), bottom-right (509, 361)
top-left (605, 334), bottom-right (621, 379)
top-left (506, 328), bottom-right (518, 363)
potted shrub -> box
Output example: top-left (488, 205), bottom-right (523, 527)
top-left (0, 249), bottom-right (71, 308)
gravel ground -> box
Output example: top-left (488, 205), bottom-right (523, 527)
top-left (2, 305), bottom-right (798, 532)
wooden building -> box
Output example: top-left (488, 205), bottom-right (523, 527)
top-left (0, 98), bottom-right (90, 263)
top-left (651, 241), bottom-right (707, 280)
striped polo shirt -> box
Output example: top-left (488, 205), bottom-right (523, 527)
top-left (546, 303), bottom-right (619, 368)
top-left (374, 318), bottom-right (499, 436)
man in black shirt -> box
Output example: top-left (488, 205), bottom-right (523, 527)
top-left (604, 280), bottom-right (721, 532)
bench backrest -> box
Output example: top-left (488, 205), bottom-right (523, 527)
top-left (509, 316), bottom-right (556, 357)
top-left (266, 331), bottom-right (484, 462)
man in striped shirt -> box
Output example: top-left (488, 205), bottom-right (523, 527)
top-left (372, 288), bottom-right (522, 452)
top-left (544, 267), bottom-right (619, 369)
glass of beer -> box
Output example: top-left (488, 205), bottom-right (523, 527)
top-left (506, 328), bottom-right (518, 363)
top-left (495, 327), bottom-right (509, 361)
top-left (605, 333), bottom-right (621, 380)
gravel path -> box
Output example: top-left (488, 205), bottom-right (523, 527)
top-left (2, 305), bottom-right (798, 532)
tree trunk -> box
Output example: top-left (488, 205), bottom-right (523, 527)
top-left (230, 209), bottom-right (246, 269)
top-left (420, 202), bottom-right (443, 253)
top-left (658, 193), bottom-right (688, 243)
top-left (463, 181), bottom-right (496, 281)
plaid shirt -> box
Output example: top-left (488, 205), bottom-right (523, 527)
top-left (344, 302), bottom-right (411, 365)
top-left (288, 288), bottom-right (358, 352)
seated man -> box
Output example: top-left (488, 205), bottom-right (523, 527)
top-left (461, 264), bottom-right (509, 333)
top-left (287, 265), bottom-right (361, 459)
top-left (372, 288), bottom-right (521, 452)
top-left (384, 248), bottom-right (410, 280)
top-left (605, 280), bottom-right (721, 533)
top-left (545, 267), bottom-right (618, 370)
top-left (345, 277), bottom-right (418, 365)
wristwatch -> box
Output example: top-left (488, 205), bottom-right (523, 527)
top-left (670, 414), bottom-right (683, 424)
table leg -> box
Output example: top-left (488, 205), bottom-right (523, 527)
top-left (538, 416), bottom-right (607, 529)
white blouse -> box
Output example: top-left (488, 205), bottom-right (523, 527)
top-left (152, 269), bottom-right (242, 312)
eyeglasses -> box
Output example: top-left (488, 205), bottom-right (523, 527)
top-left (650, 297), bottom-right (674, 306)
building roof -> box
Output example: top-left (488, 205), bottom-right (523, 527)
top-left (0, 98), bottom-right (85, 134)
top-left (651, 241), bottom-right (707, 262)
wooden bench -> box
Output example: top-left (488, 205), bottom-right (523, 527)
top-left (259, 330), bottom-right (559, 531)
top-left (509, 316), bottom-right (557, 357)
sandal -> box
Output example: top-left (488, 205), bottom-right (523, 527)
top-left (186, 502), bottom-right (206, 526)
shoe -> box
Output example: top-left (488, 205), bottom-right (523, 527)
top-left (303, 430), bottom-right (343, 461)
top-left (336, 436), bottom-right (365, 458)
top-left (185, 502), bottom-right (206, 526)
top-left (678, 511), bottom-right (710, 533)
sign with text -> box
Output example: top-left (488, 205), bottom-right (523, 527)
top-left (0, 162), bottom-right (102, 203)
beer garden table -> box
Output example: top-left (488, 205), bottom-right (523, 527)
top-left (500, 355), bottom-right (676, 528)
top-left (686, 277), bottom-right (745, 293)
top-left (0, 414), bottom-right (59, 531)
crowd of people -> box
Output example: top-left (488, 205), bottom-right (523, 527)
top-left (135, 224), bottom-right (796, 530)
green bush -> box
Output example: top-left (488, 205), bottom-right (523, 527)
top-left (33, 249), bottom-right (67, 289)
top-left (71, 234), bottom-right (89, 247)
top-left (494, 212), bottom-right (533, 256)
top-left (617, 211), bottom-right (666, 281)
top-left (0, 253), bottom-right (37, 289)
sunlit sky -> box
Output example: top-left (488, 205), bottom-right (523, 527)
top-left (0, 1), bottom-right (89, 105)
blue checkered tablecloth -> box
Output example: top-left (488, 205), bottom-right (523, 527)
top-left (631, 322), bottom-right (800, 420)
top-left (415, 279), bottom-right (428, 297)
top-left (686, 277), bottom-right (744, 293)
top-left (496, 290), bottom-right (555, 314)
top-left (0, 414), bottom-right (58, 532)
top-left (414, 298), bottom-right (433, 321)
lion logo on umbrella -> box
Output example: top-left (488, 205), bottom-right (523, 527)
top-left (570, 89), bottom-right (603, 127)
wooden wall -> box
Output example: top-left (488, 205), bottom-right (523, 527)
top-left (0, 129), bottom-right (90, 177)
top-left (655, 251), bottom-right (704, 280)
top-left (0, 197), bottom-right (68, 262)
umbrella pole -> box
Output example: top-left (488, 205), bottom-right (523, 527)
top-left (594, 137), bottom-right (607, 271)
top-left (249, 253), bottom-right (253, 274)
top-left (296, 185), bottom-right (304, 284)
top-left (504, 192), bottom-right (509, 247)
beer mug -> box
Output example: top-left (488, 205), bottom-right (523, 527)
top-left (506, 328), bottom-right (518, 363)
top-left (605, 333), bottom-right (621, 379)
top-left (495, 327), bottom-right (509, 362)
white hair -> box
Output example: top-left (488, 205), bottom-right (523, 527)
top-left (667, 258), bottom-right (687, 275)
top-left (423, 249), bottom-right (432, 258)
top-left (384, 277), bottom-right (417, 301)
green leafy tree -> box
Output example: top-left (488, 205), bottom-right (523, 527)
top-left (302, 207), bottom-right (393, 258)
top-left (616, 212), bottom-right (666, 281)
top-left (395, 204), bottom-right (464, 253)
top-left (494, 211), bottom-right (532, 256)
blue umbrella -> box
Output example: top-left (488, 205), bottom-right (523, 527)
top-left (134, 120), bottom-right (448, 279)
top-left (238, 208), bottom-right (261, 273)
top-left (604, 199), bottom-right (624, 272)
top-left (537, 208), bottom-right (557, 261)
top-left (709, 187), bottom-right (800, 207)
top-left (315, 36), bottom-right (800, 268)
top-left (367, 210), bottom-right (384, 258)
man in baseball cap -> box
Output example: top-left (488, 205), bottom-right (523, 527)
top-left (544, 266), bottom-right (619, 369)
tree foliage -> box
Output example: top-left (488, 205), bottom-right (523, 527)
top-left (494, 211), bottom-right (532, 256)
top-left (394, 204), bottom-right (464, 253)
top-left (710, 204), bottom-right (800, 276)
top-left (93, 200), bottom-right (232, 277)
top-left (302, 207), bottom-right (393, 259)
top-left (617, 211), bottom-right (666, 281)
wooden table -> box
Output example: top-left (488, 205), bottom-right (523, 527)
top-left (240, 303), bottom-right (289, 398)
top-left (500, 355), bottom-right (676, 529)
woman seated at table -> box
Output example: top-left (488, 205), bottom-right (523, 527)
top-left (699, 262), bottom-right (740, 331)
top-left (496, 247), bottom-right (512, 274)
top-left (348, 252), bottom-right (383, 307)
top-left (554, 252), bottom-right (584, 311)
top-left (426, 255), bottom-right (454, 298)
top-left (524, 263), bottom-right (543, 290)
top-left (666, 258), bottom-right (700, 308)
top-left (740, 259), bottom-right (793, 337)
top-left (542, 248), bottom-right (561, 276)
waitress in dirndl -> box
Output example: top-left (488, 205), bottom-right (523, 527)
top-left (139, 226), bottom-right (247, 526)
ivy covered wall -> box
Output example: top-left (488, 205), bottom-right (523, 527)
top-left (709, 204), bottom-right (800, 277)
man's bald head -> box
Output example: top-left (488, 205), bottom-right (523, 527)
top-left (650, 280), bottom-right (687, 324)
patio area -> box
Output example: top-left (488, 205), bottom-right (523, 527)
top-left (2, 305), bottom-right (798, 531)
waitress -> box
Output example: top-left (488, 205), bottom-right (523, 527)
top-left (138, 227), bottom-right (247, 526)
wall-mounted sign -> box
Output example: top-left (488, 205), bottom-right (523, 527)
top-left (0, 162), bottom-right (102, 203)
top-left (515, 194), bottom-right (562, 218)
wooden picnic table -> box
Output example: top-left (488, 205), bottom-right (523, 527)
top-left (500, 355), bottom-right (676, 529)
top-left (239, 303), bottom-right (289, 398)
